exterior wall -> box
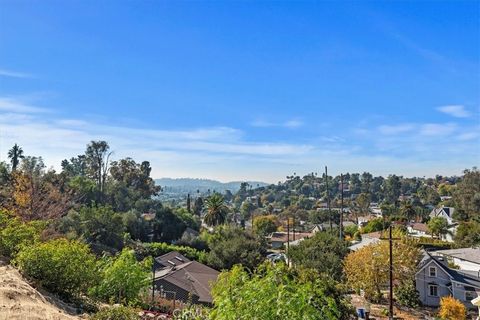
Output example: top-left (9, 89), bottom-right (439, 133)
top-left (416, 261), bottom-right (452, 307)
top-left (154, 279), bottom-right (199, 304)
top-left (451, 281), bottom-right (480, 309)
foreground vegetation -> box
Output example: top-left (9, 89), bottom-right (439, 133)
top-left (0, 141), bottom-right (479, 319)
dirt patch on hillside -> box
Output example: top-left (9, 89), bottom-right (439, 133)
top-left (0, 259), bottom-right (82, 320)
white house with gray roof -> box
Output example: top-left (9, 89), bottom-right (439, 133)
top-left (433, 247), bottom-right (480, 272)
top-left (429, 206), bottom-right (455, 225)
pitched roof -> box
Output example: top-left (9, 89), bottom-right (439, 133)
top-left (154, 251), bottom-right (191, 269)
top-left (434, 247), bottom-right (480, 265)
top-left (154, 260), bottom-right (220, 304)
top-left (418, 253), bottom-right (480, 289)
top-left (430, 206), bottom-right (455, 219)
top-left (268, 231), bottom-right (312, 243)
top-left (410, 223), bottom-right (429, 233)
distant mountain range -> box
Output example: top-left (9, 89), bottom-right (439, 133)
top-left (155, 178), bottom-right (269, 196)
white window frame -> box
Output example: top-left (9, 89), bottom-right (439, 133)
top-left (429, 266), bottom-right (437, 277)
top-left (428, 284), bottom-right (438, 297)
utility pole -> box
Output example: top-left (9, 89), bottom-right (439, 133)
top-left (286, 217), bottom-right (290, 254)
top-left (340, 173), bottom-right (344, 239)
top-left (325, 166), bottom-right (332, 230)
top-left (389, 225), bottom-right (394, 320)
top-left (380, 225), bottom-right (398, 320)
top-left (151, 255), bottom-right (155, 305)
top-left (292, 215), bottom-right (295, 241)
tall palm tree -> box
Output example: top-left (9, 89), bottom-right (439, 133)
top-left (204, 193), bottom-right (228, 226)
top-left (8, 143), bottom-right (24, 171)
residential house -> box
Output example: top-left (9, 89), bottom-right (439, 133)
top-left (153, 251), bottom-right (220, 305)
top-left (429, 206), bottom-right (455, 225)
top-left (348, 231), bottom-right (382, 251)
top-left (154, 251), bottom-right (190, 269)
top-left (408, 223), bottom-right (430, 238)
top-left (432, 248), bottom-right (480, 272)
top-left (267, 231), bottom-right (312, 249)
top-left (310, 222), bottom-right (338, 233)
top-left (416, 252), bottom-right (480, 309)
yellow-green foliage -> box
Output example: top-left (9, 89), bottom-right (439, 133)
top-left (15, 238), bottom-right (97, 299)
top-left (92, 306), bottom-right (139, 320)
top-left (90, 249), bottom-right (151, 305)
top-left (210, 262), bottom-right (344, 320)
top-left (0, 210), bottom-right (45, 258)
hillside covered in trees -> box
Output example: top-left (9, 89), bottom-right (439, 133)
top-left (0, 141), bottom-right (479, 320)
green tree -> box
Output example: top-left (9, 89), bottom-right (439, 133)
top-left (454, 221), bottom-right (480, 247)
top-left (453, 168), bottom-right (480, 221)
top-left (211, 262), bottom-right (349, 320)
top-left (15, 238), bottom-right (97, 299)
top-left (91, 249), bottom-right (151, 304)
top-left (345, 230), bottom-right (420, 302)
top-left (253, 215), bottom-right (278, 236)
top-left (7, 143), bottom-right (25, 171)
top-left (383, 175), bottom-right (401, 205)
top-left (207, 225), bottom-right (265, 270)
top-left (401, 202), bottom-right (417, 221)
top-left (61, 155), bottom-right (87, 177)
top-left (85, 141), bottom-right (112, 200)
top-left (204, 193), bottom-right (228, 226)
top-left (107, 158), bottom-right (160, 211)
top-left (193, 196), bottom-right (204, 216)
top-left (152, 206), bottom-right (187, 242)
top-left (288, 231), bottom-right (349, 281)
top-left (60, 206), bottom-right (125, 250)
top-left (362, 218), bottom-right (387, 234)
top-left (427, 217), bottom-right (449, 238)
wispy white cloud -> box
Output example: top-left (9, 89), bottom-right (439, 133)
top-left (0, 97), bottom-right (49, 113)
top-left (420, 123), bottom-right (457, 136)
top-left (378, 123), bottom-right (414, 135)
top-left (0, 95), bottom-right (477, 182)
top-left (250, 118), bottom-right (304, 129)
top-left (284, 119), bottom-right (304, 128)
top-left (0, 68), bottom-right (34, 79)
top-left (437, 105), bottom-right (471, 118)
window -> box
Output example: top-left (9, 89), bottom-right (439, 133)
top-left (429, 285), bottom-right (438, 297)
top-left (429, 266), bottom-right (437, 277)
top-left (465, 290), bottom-right (477, 301)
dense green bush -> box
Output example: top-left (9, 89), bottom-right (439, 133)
top-left (288, 231), bottom-right (350, 281)
top-left (91, 306), bottom-right (139, 320)
top-left (206, 225), bottom-right (265, 271)
top-left (361, 218), bottom-right (387, 234)
top-left (90, 249), bottom-right (151, 304)
top-left (0, 210), bottom-right (44, 258)
top-left (211, 262), bottom-right (351, 320)
top-left (142, 242), bottom-right (207, 262)
top-left (15, 238), bottom-right (97, 299)
top-left (395, 280), bottom-right (420, 308)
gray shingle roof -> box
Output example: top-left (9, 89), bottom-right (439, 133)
top-left (154, 256), bottom-right (220, 304)
top-left (420, 253), bottom-right (480, 289)
top-left (434, 247), bottom-right (480, 265)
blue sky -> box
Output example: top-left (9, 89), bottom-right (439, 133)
top-left (0, 1), bottom-right (479, 182)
